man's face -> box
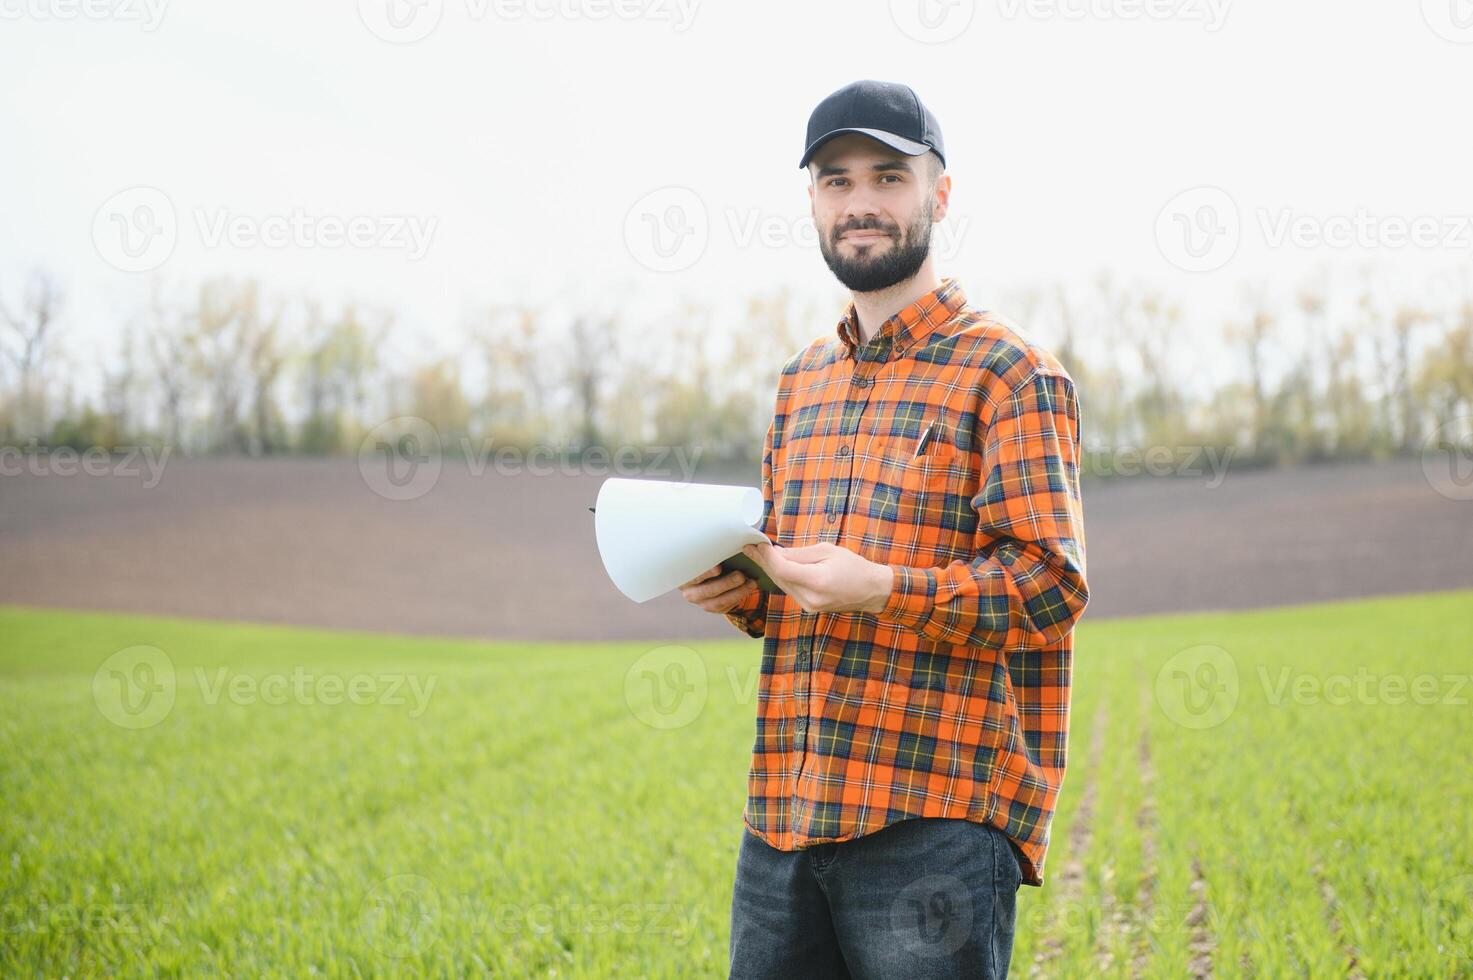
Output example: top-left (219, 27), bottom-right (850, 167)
top-left (807, 133), bottom-right (949, 293)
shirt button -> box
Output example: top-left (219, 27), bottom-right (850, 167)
top-left (795, 715), bottom-right (808, 735)
top-left (854, 376), bottom-right (871, 388)
top-left (825, 512), bottom-right (837, 524)
top-left (836, 444), bottom-right (850, 457)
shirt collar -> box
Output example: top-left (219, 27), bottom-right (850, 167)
top-left (836, 276), bottom-right (968, 362)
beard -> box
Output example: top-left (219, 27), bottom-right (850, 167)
top-left (818, 201), bottom-right (934, 293)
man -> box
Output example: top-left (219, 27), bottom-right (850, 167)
top-left (679, 79), bottom-right (1089, 979)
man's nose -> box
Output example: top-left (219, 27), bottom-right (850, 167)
top-left (841, 186), bottom-right (883, 222)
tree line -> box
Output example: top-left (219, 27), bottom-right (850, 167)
top-left (3, 268), bottom-right (1470, 476)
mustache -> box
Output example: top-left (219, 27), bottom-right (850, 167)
top-left (832, 218), bottom-right (899, 238)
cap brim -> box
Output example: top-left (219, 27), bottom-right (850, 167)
top-left (798, 127), bottom-right (931, 169)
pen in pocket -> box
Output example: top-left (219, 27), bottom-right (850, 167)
top-left (913, 419), bottom-right (936, 458)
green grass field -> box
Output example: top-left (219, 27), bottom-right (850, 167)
top-left (3, 592), bottom-right (1472, 977)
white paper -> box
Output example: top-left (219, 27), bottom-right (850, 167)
top-left (594, 476), bottom-right (771, 603)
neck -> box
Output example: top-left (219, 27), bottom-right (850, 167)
top-left (850, 258), bottom-right (942, 344)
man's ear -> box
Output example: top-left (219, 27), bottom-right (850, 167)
top-left (931, 172), bottom-right (952, 224)
top-left (807, 180), bottom-right (815, 219)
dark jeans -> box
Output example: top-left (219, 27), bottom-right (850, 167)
top-left (729, 817), bottom-right (1024, 979)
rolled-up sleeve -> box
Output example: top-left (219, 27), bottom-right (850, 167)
top-left (875, 368), bottom-right (1089, 652)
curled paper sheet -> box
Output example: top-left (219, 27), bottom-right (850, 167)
top-left (594, 476), bottom-right (772, 603)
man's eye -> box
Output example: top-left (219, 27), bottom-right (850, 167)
top-left (827, 178), bottom-right (848, 188)
top-left (879, 174), bottom-right (901, 183)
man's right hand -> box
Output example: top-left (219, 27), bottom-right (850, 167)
top-left (679, 564), bottom-right (757, 614)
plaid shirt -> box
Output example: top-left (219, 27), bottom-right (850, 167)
top-left (724, 277), bottom-right (1088, 887)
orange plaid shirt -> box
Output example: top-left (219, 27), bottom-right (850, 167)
top-left (724, 277), bottom-right (1088, 886)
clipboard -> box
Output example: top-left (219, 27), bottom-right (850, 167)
top-left (719, 550), bottom-right (785, 596)
top-left (589, 504), bottom-right (784, 596)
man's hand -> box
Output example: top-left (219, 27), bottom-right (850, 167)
top-left (679, 564), bottom-right (758, 614)
top-left (741, 541), bottom-right (893, 614)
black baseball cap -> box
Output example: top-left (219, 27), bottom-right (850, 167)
top-left (798, 79), bottom-right (946, 171)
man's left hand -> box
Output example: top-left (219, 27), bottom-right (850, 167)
top-left (741, 541), bottom-right (894, 614)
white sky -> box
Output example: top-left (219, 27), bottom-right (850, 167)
top-left (2, 0), bottom-right (1471, 388)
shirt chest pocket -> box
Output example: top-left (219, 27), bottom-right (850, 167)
top-left (864, 435), bottom-right (975, 559)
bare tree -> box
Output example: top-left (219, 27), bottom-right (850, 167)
top-left (101, 324), bottom-right (140, 446)
top-left (472, 304), bottom-right (549, 446)
top-left (1362, 286), bottom-right (1434, 454)
top-left (1226, 292), bottom-right (1278, 461)
top-left (145, 284), bottom-right (196, 452)
top-left (1390, 304), bottom-right (1434, 453)
top-left (299, 303), bottom-right (382, 454)
top-left (1416, 286), bottom-right (1473, 442)
top-left (0, 270), bottom-right (63, 441)
top-left (1296, 283), bottom-right (1332, 458)
top-left (410, 359), bottom-right (472, 443)
top-left (187, 279), bottom-right (251, 453)
top-left (566, 313), bottom-right (616, 451)
top-left (239, 285), bottom-right (288, 455)
top-left (1129, 289), bottom-right (1184, 449)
